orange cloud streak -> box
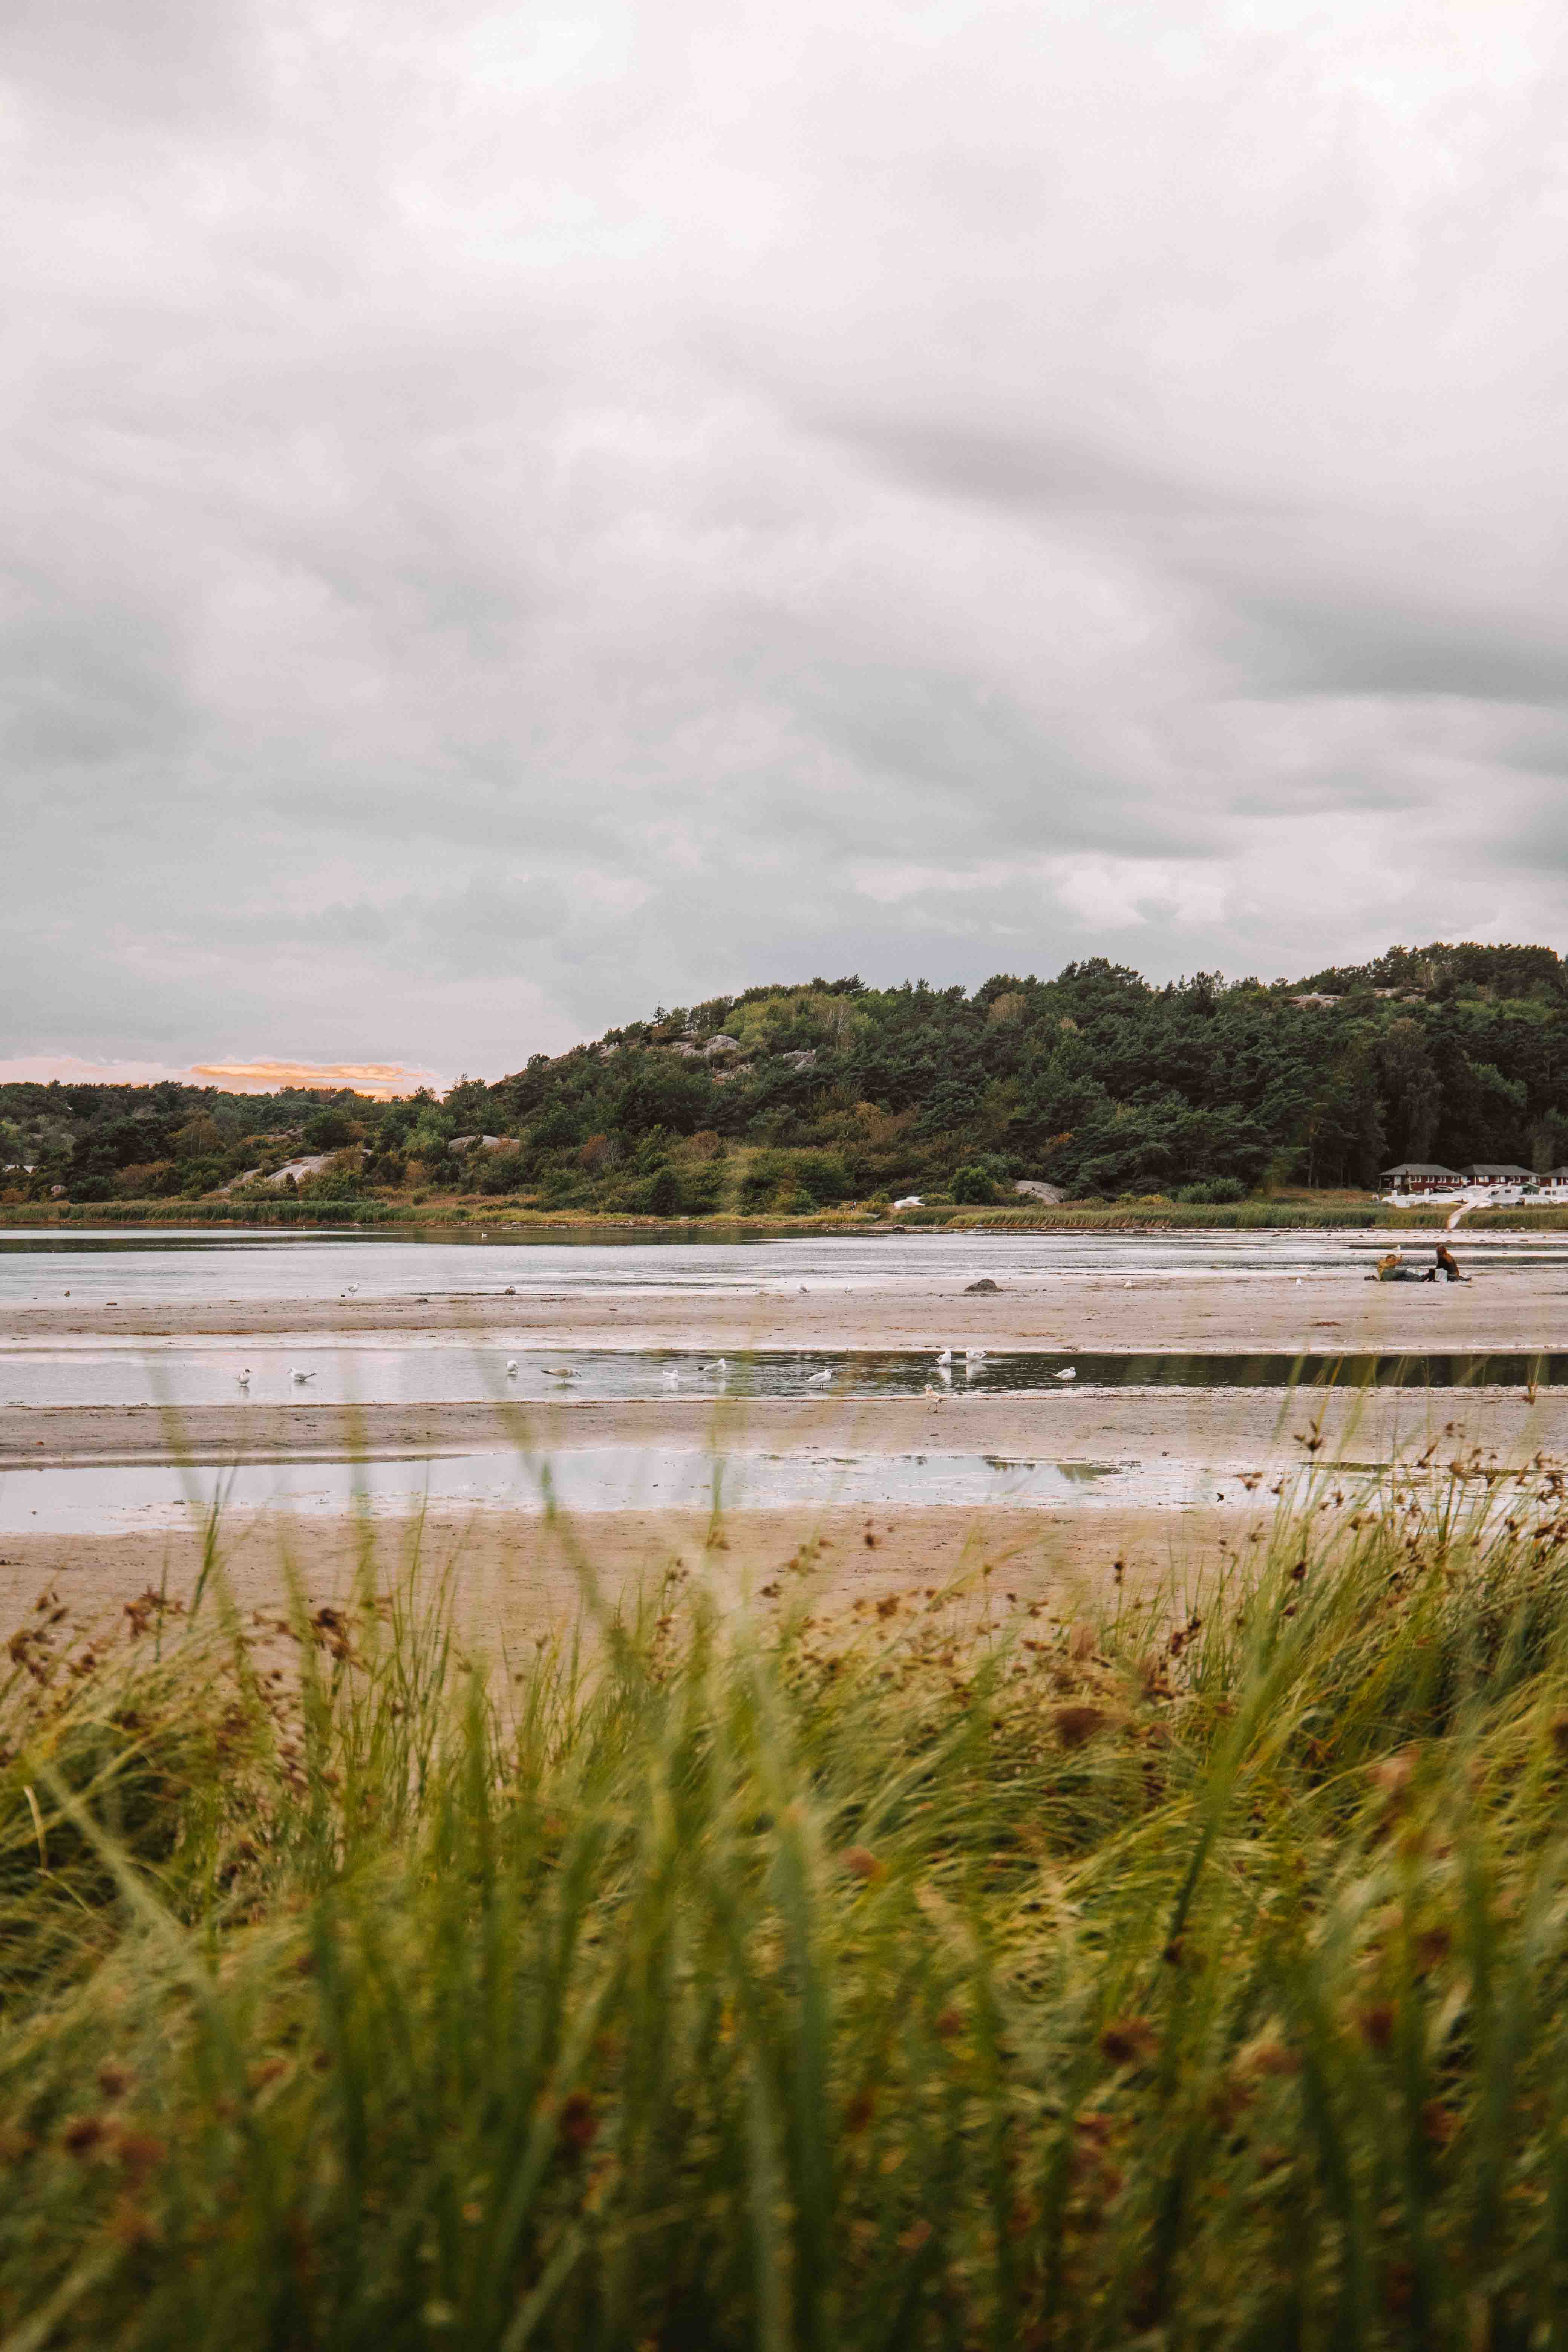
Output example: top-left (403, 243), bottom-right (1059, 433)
top-left (189, 1060), bottom-right (438, 1099)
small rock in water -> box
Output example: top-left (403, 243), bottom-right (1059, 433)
top-left (964, 1277), bottom-right (1001, 1294)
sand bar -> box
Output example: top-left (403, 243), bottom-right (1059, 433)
top-left (5, 1262), bottom-right (1567, 1354)
top-left (4, 1386), bottom-right (1557, 1471)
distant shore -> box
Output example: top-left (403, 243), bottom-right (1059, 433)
top-left (6, 1197), bottom-right (1568, 1236)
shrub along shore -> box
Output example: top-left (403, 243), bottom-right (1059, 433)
top-left (7, 1456), bottom-right (1568, 2344)
top-left (6, 1194), bottom-right (1568, 1234)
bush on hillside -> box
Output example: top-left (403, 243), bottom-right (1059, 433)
top-left (950, 1162), bottom-right (1000, 1204)
top-left (1176, 1175), bottom-right (1248, 1204)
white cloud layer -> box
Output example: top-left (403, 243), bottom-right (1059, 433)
top-left (4, 0), bottom-right (1568, 1076)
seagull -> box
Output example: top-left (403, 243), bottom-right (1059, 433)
top-left (505, 1360), bottom-right (518, 1377)
top-left (290, 1367), bottom-right (314, 1383)
top-left (935, 1348), bottom-right (952, 1365)
top-left (1123, 1281), bottom-right (1132, 1290)
top-left (236, 1368), bottom-right (252, 1388)
top-left (965, 1347), bottom-right (986, 1363)
top-left (807, 1367), bottom-right (834, 1384)
top-left (1054, 1367), bottom-right (1076, 1381)
top-left (663, 1369), bottom-right (681, 1387)
top-left (546, 1365), bottom-right (576, 1381)
top-left (345, 1283), bottom-right (358, 1295)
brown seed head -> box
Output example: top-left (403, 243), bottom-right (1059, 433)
top-left (1241, 2040), bottom-right (1300, 2079)
top-left (1052, 1704), bottom-right (1107, 1750)
top-left (115, 2131), bottom-right (167, 2176)
top-left (1358, 2002), bottom-right (1396, 2052)
top-left (557, 2090), bottom-right (597, 2154)
top-left (1098, 2017), bottom-right (1159, 2068)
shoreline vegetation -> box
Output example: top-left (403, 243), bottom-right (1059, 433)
top-left (8, 1453), bottom-right (1568, 2341)
top-left (8, 1194), bottom-right (1568, 1234)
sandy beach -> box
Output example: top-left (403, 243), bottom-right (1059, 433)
top-left (0, 1495), bottom-right (1275, 1651)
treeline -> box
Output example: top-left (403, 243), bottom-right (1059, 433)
top-left (6, 940), bottom-right (1568, 1214)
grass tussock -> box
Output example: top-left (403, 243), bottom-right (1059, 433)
top-left (8, 1464), bottom-right (1568, 2344)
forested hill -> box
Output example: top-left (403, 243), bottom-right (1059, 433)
top-left (5, 939), bottom-right (1568, 1212)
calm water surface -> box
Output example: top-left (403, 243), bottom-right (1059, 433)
top-left (0, 1445), bottom-right (1228, 1535)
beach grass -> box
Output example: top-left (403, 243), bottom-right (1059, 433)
top-left (7, 1457), bottom-right (1568, 2344)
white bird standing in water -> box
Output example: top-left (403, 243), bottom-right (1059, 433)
top-left (345, 1283), bottom-right (358, 1294)
top-left (505, 1360), bottom-right (518, 1376)
top-left (237, 1368), bottom-right (251, 1388)
top-left (935, 1347), bottom-right (951, 1365)
top-left (1054, 1367), bottom-right (1076, 1381)
top-left (807, 1367), bottom-right (834, 1384)
top-left (290, 1367), bottom-right (314, 1383)
top-left (965, 1347), bottom-right (986, 1363)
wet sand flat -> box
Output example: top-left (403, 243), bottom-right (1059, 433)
top-left (3, 1259), bottom-right (1564, 1356)
top-left (4, 1385), bottom-right (1557, 1472)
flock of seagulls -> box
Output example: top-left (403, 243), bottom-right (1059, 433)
top-left (926, 1344), bottom-right (1076, 1387)
top-left (233, 1340), bottom-right (1085, 1401)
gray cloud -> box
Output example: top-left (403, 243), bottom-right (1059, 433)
top-left (4, 0), bottom-right (1568, 1083)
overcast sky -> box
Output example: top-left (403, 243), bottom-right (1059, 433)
top-left (5, 0), bottom-right (1568, 1088)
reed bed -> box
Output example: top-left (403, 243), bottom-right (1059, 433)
top-left (7, 1452), bottom-right (1568, 2346)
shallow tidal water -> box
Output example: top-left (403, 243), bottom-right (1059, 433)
top-left (3, 1341), bottom-right (1563, 1412)
top-left (0, 1444), bottom-right (1234, 1536)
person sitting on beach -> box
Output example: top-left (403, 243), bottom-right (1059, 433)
top-left (1366, 1245), bottom-right (1469, 1282)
